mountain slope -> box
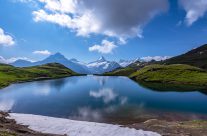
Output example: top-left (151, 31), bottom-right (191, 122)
top-left (11, 59), bottom-right (33, 67)
top-left (0, 63), bottom-right (78, 88)
top-left (104, 60), bottom-right (157, 76)
top-left (34, 53), bottom-right (90, 74)
top-left (164, 44), bottom-right (207, 69)
top-left (118, 59), bottom-right (139, 67)
top-left (11, 53), bottom-right (89, 74)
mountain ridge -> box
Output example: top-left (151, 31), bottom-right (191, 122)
top-left (10, 53), bottom-right (123, 74)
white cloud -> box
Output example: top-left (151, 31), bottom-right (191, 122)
top-left (0, 28), bottom-right (15, 46)
top-left (12, 0), bottom-right (38, 7)
top-left (39, 0), bottom-right (77, 14)
top-left (179, 0), bottom-right (207, 26)
top-left (33, 50), bottom-right (51, 55)
top-left (16, 0), bottom-right (34, 3)
top-left (33, 9), bottom-right (101, 37)
top-left (31, 0), bottom-right (168, 42)
top-left (141, 56), bottom-right (171, 62)
top-left (0, 56), bottom-right (35, 64)
top-left (89, 40), bottom-right (117, 54)
top-left (33, 10), bottom-right (72, 27)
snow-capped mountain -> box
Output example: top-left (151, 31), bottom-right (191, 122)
top-left (87, 56), bottom-right (121, 74)
top-left (11, 54), bottom-right (121, 74)
top-left (118, 59), bottom-right (140, 67)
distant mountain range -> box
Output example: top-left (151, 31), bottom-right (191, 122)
top-left (11, 53), bottom-right (126, 74)
top-left (10, 44), bottom-right (207, 74)
top-left (118, 59), bottom-right (140, 67)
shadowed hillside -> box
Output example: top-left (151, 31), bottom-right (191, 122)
top-left (164, 44), bottom-right (207, 69)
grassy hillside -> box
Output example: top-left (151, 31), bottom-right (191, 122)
top-left (130, 64), bottom-right (207, 89)
top-left (104, 60), bottom-right (158, 77)
top-left (164, 44), bottom-right (207, 69)
top-left (103, 67), bottom-right (137, 76)
top-left (0, 63), bottom-right (79, 88)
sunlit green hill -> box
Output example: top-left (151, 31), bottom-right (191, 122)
top-left (0, 63), bottom-right (79, 88)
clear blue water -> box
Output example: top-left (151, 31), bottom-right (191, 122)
top-left (0, 76), bottom-right (207, 123)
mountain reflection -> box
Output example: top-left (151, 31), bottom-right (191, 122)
top-left (0, 76), bottom-right (207, 123)
top-left (0, 98), bottom-right (15, 112)
top-left (92, 76), bottom-right (109, 86)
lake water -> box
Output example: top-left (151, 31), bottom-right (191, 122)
top-left (0, 76), bottom-right (207, 124)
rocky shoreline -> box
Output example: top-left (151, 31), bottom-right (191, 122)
top-left (127, 119), bottom-right (207, 136)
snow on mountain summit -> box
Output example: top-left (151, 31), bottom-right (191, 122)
top-left (87, 56), bottom-right (121, 74)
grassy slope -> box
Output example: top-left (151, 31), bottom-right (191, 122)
top-left (103, 67), bottom-right (137, 76)
top-left (0, 63), bottom-right (79, 88)
top-left (103, 61), bottom-right (157, 76)
top-left (130, 64), bottom-right (207, 87)
top-left (103, 64), bottom-right (207, 90)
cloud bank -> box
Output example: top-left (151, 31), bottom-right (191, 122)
top-left (180, 0), bottom-right (207, 26)
top-left (33, 0), bottom-right (168, 42)
top-left (0, 28), bottom-right (15, 46)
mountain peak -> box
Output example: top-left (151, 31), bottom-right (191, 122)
top-left (98, 56), bottom-right (106, 61)
top-left (70, 58), bottom-right (78, 62)
top-left (48, 52), bottom-right (66, 59)
top-left (53, 52), bottom-right (64, 57)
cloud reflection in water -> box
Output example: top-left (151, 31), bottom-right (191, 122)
top-left (90, 88), bottom-right (118, 104)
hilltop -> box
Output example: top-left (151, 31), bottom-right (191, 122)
top-left (0, 63), bottom-right (79, 88)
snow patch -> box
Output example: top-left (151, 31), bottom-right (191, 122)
top-left (9, 113), bottom-right (160, 136)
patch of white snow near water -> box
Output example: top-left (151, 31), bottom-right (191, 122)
top-left (9, 113), bottom-right (161, 136)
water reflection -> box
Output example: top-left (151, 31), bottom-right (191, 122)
top-left (33, 83), bottom-right (51, 96)
top-left (120, 96), bottom-right (128, 105)
top-left (90, 88), bottom-right (118, 104)
top-left (92, 76), bottom-right (109, 86)
top-left (0, 98), bottom-right (15, 111)
top-left (70, 106), bottom-right (102, 121)
top-left (0, 76), bottom-right (207, 123)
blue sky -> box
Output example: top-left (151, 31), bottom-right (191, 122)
top-left (0, 0), bottom-right (207, 63)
